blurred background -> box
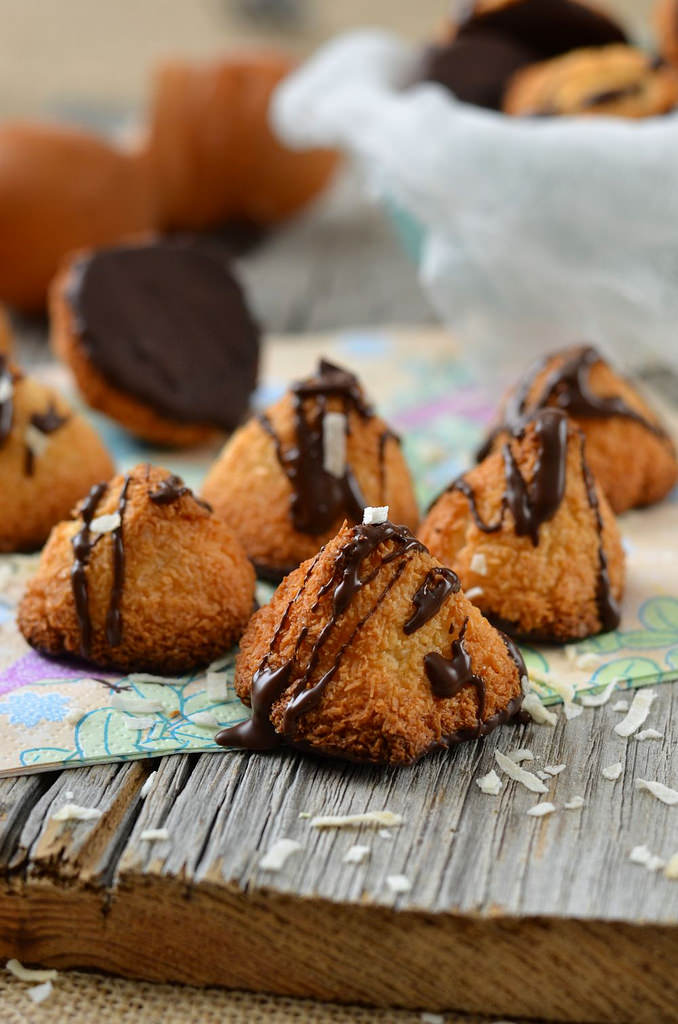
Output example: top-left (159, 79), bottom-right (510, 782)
top-left (0, 0), bottom-right (654, 120)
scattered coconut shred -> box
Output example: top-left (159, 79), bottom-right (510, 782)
top-left (343, 844), bottom-right (370, 865)
top-left (386, 874), bottom-right (411, 894)
top-left (259, 838), bottom-right (303, 872)
top-left (635, 779), bottom-right (678, 805)
top-left (527, 802), bottom-right (556, 818)
top-left (601, 763), bottom-right (623, 782)
top-left (564, 796), bottom-right (586, 810)
top-left (51, 803), bottom-right (102, 823)
top-left (579, 679), bottom-right (619, 707)
top-left (664, 854), bottom-right (678, 880)
top-left (521, 692), bottom-right (557, 726)
top-left (508, 748), bottom-right (534, 763)
top-left (543, 764), bottom-right (567, 776)
top-left (629, 845), bottom-right (666, 872)
top-left (310, 811), bottom-right (402, 830)
top-left (614, 689), bottom-right (656, 738)
top-left (635, 729), bottom-right (663, 742)
top-left (140, 771), bottom-right (157, 799)
top-left (495, 750), bottom-right (547, 794)
top-left (139, 828), bottom-right (170, 843)
top-left (6, 960), bottom-right (57, 983)
top-left (476, 770), bottom-right (502, 796)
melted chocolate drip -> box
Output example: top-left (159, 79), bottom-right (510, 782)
top-left (424, 618), bottom-right (485, 721)
top-left (441, 409), bottom-right (569, 547)
top-left (478, 344), bottom-right (667, 461)
top-left (404, 567), bottom-right (461, 635)
top-left (217, 521), bottom-right (425, 751)
top-left (0, 355), bottom-right (14, 445)
top-left (24, 404), bottom-right (69, 476)
top-left (258, 360), bottom-right (376, 536)
top-left (71, 483), bottom-right (108, 657)
top-left (67, 240), bottom-right (260, 430)
top-left (580, 446), bottom-right (621, 632)
top-left (105, 474), bottom-right (131, 648)
top-left (148, 472), bottom-right (212, 512)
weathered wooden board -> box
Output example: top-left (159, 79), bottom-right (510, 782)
top-left (2, 178), bottom-right (678, 1023)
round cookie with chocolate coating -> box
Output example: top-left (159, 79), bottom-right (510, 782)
top-left (217, 516), bottom-right (524, 764)
top-left (0, 358), bottom-right (113, 552)
top-left (50, 239), bottom-right (260, 447)
top-left (202, 359), bottom-right (419, 580)
top-left (17, 464), bottom-right (255, 673)
top-left (504, 45), bottom-right (678, 117)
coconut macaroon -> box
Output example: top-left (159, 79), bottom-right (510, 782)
top-left (202, 359), bottom-right (419, 580)
top-left (420, 409), bottom-right (625, 643)
top-left (0, 358), bottom-right (114, 552)
top-left (216, 510), bottom-right (525, 765)
top-left (477, 344), bottom-right (678, 514)
top-left (0, 305), bottom-right (11, 356)
top-left (18, 464), bottom-right (255, 673)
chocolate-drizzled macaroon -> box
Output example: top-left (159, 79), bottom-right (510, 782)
top-left (0, 357), bottom-right (113, 552)
top-left (217, 508), bottom-right (525, 764)
top-left (50, 239), bottom-right (260, 447)
top-left (478, 344), bottom-right (678, 513)
top-left (420, 0), bottom-right (627, 109)
top-left (18, 463), bottom-right (255, 672)
top-left (202, 359), bottom-right (419, 580)
top-left (420, 409), bottom-right (625, 643)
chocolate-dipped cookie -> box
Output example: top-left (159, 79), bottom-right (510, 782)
top-left (50, 239), bottom-right (260, 447)
top-left (504, 45), bottom-right (678, 117)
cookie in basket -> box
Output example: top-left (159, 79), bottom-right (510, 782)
top-left (654, 0), bottom-right (678, 69)
top-left (504, 45), bottom-right (678, 117)
top-left (0, 357), bottom-right (113, 552)
top-left (18, 464), bottom-right (255, 673)
top-left (50, 239), bottom-right (260, 447)
top-left (477, 344), bottom-right (678, 513)
top-left (216, 509), bottom-right (525, 764)
top-left (202, 359), bottom-right (419, 581)
top-left (419, 410), bottom-right (625, 643)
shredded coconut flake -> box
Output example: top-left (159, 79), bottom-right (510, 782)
top-left (521, 692), bottom-right (557, 726)
top-left (527, 802), bottom-right (556, 817)
top-left (0, 376), bottom-right (12, 403)
top-left (543, 764), bottom-right (566, 776)
top-left (563, 702), bottom-right (583, 720)
top-left (89, 511), bottom-right (121, 535)
top-left (206, 672), bottom-right (228, 703)
top-left (386, 874), bottom-right (411, 894)
top-left (122, 715), bottom-right (156, 731)
top-left (24, 423), bottom-right (49, 459)
top-left (635, 779), bottom-right (678, 805)
top-left (508, 748), bottom-right (534, 763)
top-left (469, 552), bottom-right (488, 576)
top-left (565, 644), bottom-right (578, 664)
top-left (495, 750), bottom-right (548, 793)
top-left (260, 838), bottom-right (302, 871)
top-left (188, 710), bottom-right (220, 728)
top-left (564, 796), bottom-right (585, 810)
top-left (65, 707), bottom-right (84, 725)
top-left (420, 1014), bottom-right (445, 1024)
top-left (664, 854), bottom-right (678, 879)
top-left (64, 790), bottom-right (74, 800)
top-left (310, 811), bottom-right (402, 830)
top-left (579, 679), bottom-right (619, 707)
top-left (635, 729), bottom-right (663, 742)
top-left (537, 771), bottom-right (549, 780)
top-left (601, 762), bottom-right (623, 781)
top-left (629, 845), bottom-right (665, 871)
top-left (575, 652), bottom-right (602, 671)
top-left (476, 769), bottom-right (502, 795)
top-left (614, 689), bottom-right (656, 738)
top-left (343, 844), bottom-right (370, 864)
top-left (612, 700), bottom-right (629, 712)
top-left (378, 829), bottom-right (392, 840)
top-left (6, 960), bottom-right (57, 982)
top-left (52, 803), bottom-right (102, 823)
top-left (298, 812), bottom-right (311, 819)
top-left (533, 672), bottom-right (575, 704)
top-left (465, 586), bottom-right (484, 600)
top-left (140, 772), bottom-right (157, 799)
top-left (322, 411), bottom-right (347, 477)
top-left (27, 980), bottom-right (53, 1004)
top-left (110, 693), bottom-right (164, 714)
top-left (362, 506), bottom-right (388, 525)
top-left (139, 828), bottom-right (170, 842)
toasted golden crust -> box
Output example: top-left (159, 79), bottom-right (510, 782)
top-left (18, 464), bottom-right (255, 672)
top-left (202, 394), bottom-right (420, 576)
top-left (0, 373), bottom-right (114, 552)
top-left (419, 421), bottom-right (625, 642)
top-left (655, 0), bottom-right (678, 68)
top-left (49, 262), bottom-right (216, 448)
top-left (490, 351), bottom-right (678, 513)
top-left (234, 523), bottom-right (523, 764)
top-left (504, 45), bottom-right (678, 117)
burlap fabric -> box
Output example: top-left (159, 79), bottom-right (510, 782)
top-left (0, 971), bottom-right (531, 1023)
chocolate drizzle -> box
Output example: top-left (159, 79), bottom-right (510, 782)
top-left (217, 521), bottom-right (425, 751)
top-left (580, 446), bottom-right (621, 632)
top-left (478, 344), bottom-right (668, 461)
top-left (443, 408), bottom-right (569, 546)
top-left (404, 567), bottom-right (460, 635)
top-left (424, 618), bottom-right (485, 719)
top-left (0, 355), bottom-right (14, 445)
top-left (258, 360), bottom-right (375, 535)
top-left (148, 472), bottom-right (212, 512)
top-left (71, 482), bottom-right (108, 657)
top-left (105, 474), bottom-right (131, 648)
top-left (24, 404), bottom-right (69, 475)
